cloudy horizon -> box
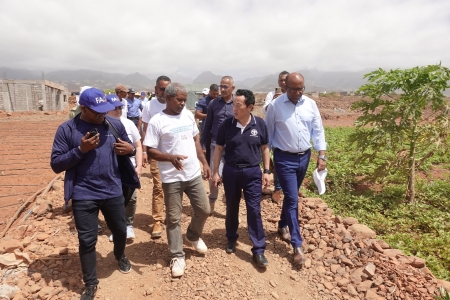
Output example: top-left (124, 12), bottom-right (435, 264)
top-left (1, 0), bottom-right (449, 81)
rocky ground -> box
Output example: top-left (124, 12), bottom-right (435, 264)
top-left (1, 171), bottom-right (450, 300)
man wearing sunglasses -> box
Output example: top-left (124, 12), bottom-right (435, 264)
top-left (126, 88), bottom-right (143, 127)
top-left (201, 76), bottom-right (235, 214)
top-left (115, 84), bottom-right (129, 119)
top-left (141, 75), bottom-right (171, 239)
top-left (50, 88), bottom-right (136, 300)
top-left (265, 72), bottom-right (327, 267)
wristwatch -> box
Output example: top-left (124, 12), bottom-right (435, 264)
top-left (131, 148), bottom-right (137, 156)
top-left (318, 155), bottom-right (327, 161)
top-left (263, 169), bottom-right (272, 174)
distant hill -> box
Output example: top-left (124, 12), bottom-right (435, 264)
top-left (0, 67), bottom-right (372, 93)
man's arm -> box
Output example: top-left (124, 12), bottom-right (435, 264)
top-left (194, 134), bottom-right (210, 180)
top-left (195, 110), bottom-right (207, 120)
top-left (134, 140), bottom-right (143, 177)
top-left (200, 100), bottom-right (214, 146)
top-left (311, 101), bottom-right (327, 171)
top-left (50, 125), bottom-right (86, 173)
top-left (211, 144), bottom-right (224, 187)
top-left (261, 144), bottom-right (270, 187)
top-left (148, 147), bottom-right (187, 171)
top-left (265, 104), bottom-right (275, 149)
top-left (141, 122), bottom-right (149, 165)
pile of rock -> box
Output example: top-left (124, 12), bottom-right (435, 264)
top-left (298, 197), bottom-right (450, 300)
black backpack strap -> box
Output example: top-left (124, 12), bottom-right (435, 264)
top-left (105, 118), bottom-right (120, 141)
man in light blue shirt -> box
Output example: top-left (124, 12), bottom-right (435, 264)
top-left (126, 88), bottom-right (143, 127)
top-left (265, 72), bottom-right (327, 266)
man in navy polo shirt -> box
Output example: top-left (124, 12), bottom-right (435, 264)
top-left (201, 76), bottom-right (235, 213)
top-left (50, 88), bottom-right (136, 300)
top-left (212, 89), bottom-right (271, 268)
top-left (126, 88), bottom-right (143, 127)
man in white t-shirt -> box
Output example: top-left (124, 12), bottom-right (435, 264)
top-left (141, 75), bottom-right (171, 239)
top-left (106, 94), bottom-right (143, 241)
top-left (114, 84), bottom-right (129, 119)
top-left (143, 82), bottom-right (211, 278)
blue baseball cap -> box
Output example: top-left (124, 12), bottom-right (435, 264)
top-left (79, 88), bottom-right (115, 113)
top-left (106, 94), bottom-right (124, 108)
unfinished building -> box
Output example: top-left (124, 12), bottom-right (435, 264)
top-left (0, 79), bottom-right (69, 112)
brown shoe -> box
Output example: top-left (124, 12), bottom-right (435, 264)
top-left (277, 226), bottom-right (291, 242)
top-left (151, 221), bottom-right (162, 239)
top-left (293, 247), bottom-right (306, 265)
top-left (272, 190), bottom-right (282, 203)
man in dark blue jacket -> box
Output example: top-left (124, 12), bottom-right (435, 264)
top-left (50, 88), bottom-right (136, 300)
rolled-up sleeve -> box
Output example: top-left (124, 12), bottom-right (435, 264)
top-left (311, 102), bottom-right (327, 151)
top-left (265, 103), bottom-right (275, 149)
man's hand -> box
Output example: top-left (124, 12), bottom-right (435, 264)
top-left (114, 138), bottom-right (134, 155)
top-left (142, 152), bottom-right (148, 167)
top-left (316, 159), bottom-right (326, 171)
top-left (169, 154), bottom-right (188, 170)
top-left (211, 172), bottom-right (221, 188)
top-left (202, 164), bottom-right (211, 181)
top-left (79, 132), bottom-right (100, 153)
top-left (135, 166), bottom-right (142, 178)
top-left (262, 173), bottom-right (270, 188)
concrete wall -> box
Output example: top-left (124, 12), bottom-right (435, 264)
top-left (0, 79), bottom-right (69, 112)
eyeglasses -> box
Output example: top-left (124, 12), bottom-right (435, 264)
top-left (158, 87), bottom-right (166, 92)
top-left (85, 106), bottom-right (107, 118)
top-left (114, 106), bottom-right (124, 111)
top-left (220, 85), bottom-right (230, 89)
top-left (287, 86), bottom-right (305, 92)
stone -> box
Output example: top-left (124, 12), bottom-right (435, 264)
top-left (337, 278), bottom-right (350, 287)
top-left (383, 249), bottom-right (403, 258)
top-left (51, 181), bottom-right (63, 191)
top-left (22, 237), bottom-right (32, 247)
top-left (363, 262), bottom-right (376, 278)
top-left (304, 258), bottom-right (312, 268)
top-left (376, 239), bottom-right (390, 249)
top-left (348, 224), bottom-right (376, 239)
top-left (409, 256), bottom-right (425, 268)
top-left (437, 279), bottom-right (450, 293)
top-left (34, 201), bottom-right (53, 216)
top-left (334, 216), bottom-right (343, 224)
top-left (271, 291), bottom-right (279, 299)
top-left (312, 249), bottom-right (324, 260)
top-left (323, 282), bottom-right (334, 290)
top-left (350, 268), bottom-right (364, 284)
top-left (371, 240), bottom-right (384, 253)
top-left (36, 233), bottom-right (49, 241)
top-left (269, 280), bottom-right (276, 287)
top-left (356, 280), bottom-right (373, 292)
top-left (342, 217), bottom-right (358, 226)
top-left (0, 239), bottom-right (22, 253)
top-left (0, 285), bottom-right (20, 299)
top-left (31, 273), bottom-right (42, 282)
top-left (365, 289), bottom-right (382, 300)
top-left (347, 284), bottom-right (358, 296)
top-left (156, 259), bottom-right (166, 269)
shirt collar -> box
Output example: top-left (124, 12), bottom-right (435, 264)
top-left (219, 95), bottom-right (234, 104)
top-left (232, 113), bottom-right (256, 127)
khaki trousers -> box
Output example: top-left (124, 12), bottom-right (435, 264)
top-left (150, 159), bottom-right (165, 223)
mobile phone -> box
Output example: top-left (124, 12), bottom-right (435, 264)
top-left (88, 128), bottom-right (98, 138)
top-left (275, 87), bottom-right (282, 94)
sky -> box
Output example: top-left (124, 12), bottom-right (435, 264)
top-left (1, 0), bottom-right (449, 80)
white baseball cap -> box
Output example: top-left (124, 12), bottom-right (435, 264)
top-left (202, 88), bottom-right (209, 95)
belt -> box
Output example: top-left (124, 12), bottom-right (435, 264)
top-left (227, 163), bottom-right (259, 169)
top-left (127, 116), bottom-right (140, 120)
top-left (275, 148), bottom-right (309, 156)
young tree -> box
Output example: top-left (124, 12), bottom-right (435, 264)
top-left (349, 64), bottom-right (450, 203)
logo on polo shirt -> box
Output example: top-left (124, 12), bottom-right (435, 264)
top-left (250, 129), bottom-right (258, 137)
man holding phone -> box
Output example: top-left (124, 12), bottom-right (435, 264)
top-left (51, 88), bottom-right (136, 300)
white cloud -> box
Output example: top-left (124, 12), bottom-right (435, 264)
top-left (1, 0), bottom-right (449, 79)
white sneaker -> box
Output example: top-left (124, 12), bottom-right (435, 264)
top-left (127, 226), bottom-right (135, 239)
top-left (186, 236), bottom-right (207, 254)
top-left (109, 234), bottom-right (114, 242)
top-left (170, 258), bottom-right (186, 277)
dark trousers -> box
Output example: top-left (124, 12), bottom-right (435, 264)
top-left (127, 117), bottom-right (139, 127)
top-left (223, 164), bottom-right (266, 254)
top-left (72, 195), bottom-right (126, 286)
top-left (205, 134), bottom-right (212, 166)
top-left (273, 148), bottom-right (311, 249)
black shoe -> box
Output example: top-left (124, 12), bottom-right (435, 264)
top-left (80, 285), bottom-right (97, 300)
top-left (118, 255), bottom-right (131, 274)
top-left (225, 241), bottom-right (236, 254)
top-left (252, 254), bottom-right (269, 268)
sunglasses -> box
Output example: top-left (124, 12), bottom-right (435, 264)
top-left (114, 106), bottom-right (124, 111)
top-left (85, 106), bottom-right (107, 118)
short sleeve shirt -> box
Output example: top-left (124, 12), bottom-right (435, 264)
top-left (216, 114), bottom-right (269, 167)
top-left (126, 98), bottom-right (143, 118)
top-left (141, 99), bottom-right (167, 123)
top-left (143, 109), bottom-right (200, 183)
top-left (120, 117), bottom-right (141, 167)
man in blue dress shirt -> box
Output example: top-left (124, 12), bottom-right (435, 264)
top-left (265, 72), bottom-right (327, 266)
top-left (126, 88), bottom-right (143, 127)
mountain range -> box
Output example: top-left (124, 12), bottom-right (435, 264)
top-left (0, 67), bottom-right (369, 93)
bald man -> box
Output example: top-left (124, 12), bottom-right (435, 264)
top-left (265, 72), bottom-right (327, 266)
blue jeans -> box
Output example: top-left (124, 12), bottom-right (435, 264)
top-left (72, 195), bottom-right (126, 286)
top-left (223, 164), bottom-right (266, 254)
top-left (273, 149), bottom-right (311, 249)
